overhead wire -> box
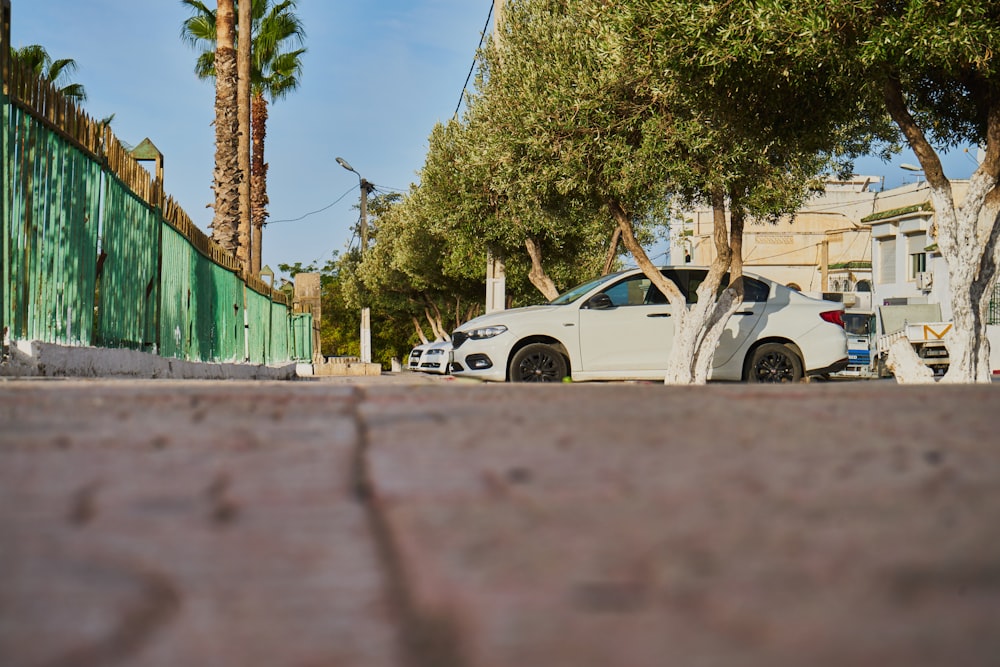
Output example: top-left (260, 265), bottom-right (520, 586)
top-left (272, 3), bottom-right (489, 258)
top-left (453, 1), bottom-right (495, 119)
top-left (267, 184), bottom-right (359, 224)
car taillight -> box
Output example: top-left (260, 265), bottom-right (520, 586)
top-left (820, 310), bottom-right (845, 328)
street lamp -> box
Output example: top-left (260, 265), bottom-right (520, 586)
top-left (901, 163), bottom-right (924, 184)
top-left (337, 156), bottom-right (375, 364)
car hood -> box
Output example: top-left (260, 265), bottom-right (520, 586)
top-left (455, 305), bottom-right (558, 332)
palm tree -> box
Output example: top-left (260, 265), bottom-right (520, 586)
top-left (248, 2), bottom-right (305, 275)
top-left (10, 44), bottom-right (87, 102)
top-left (214, 0), bottom-right (240, 254)
top-left (181, 0), bottom-right (306, 272)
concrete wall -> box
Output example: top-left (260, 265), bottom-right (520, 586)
top-left (1, 340), bottom-right (298, 380)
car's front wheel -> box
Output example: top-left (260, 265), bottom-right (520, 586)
top-left (509, 343), bottom-right (567, 382)
top-left (746, 343), bottom-right (803, 383)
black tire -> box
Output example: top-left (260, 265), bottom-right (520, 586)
top-left (509, 343), bottom-right (567, 382)
top-left (746, 343), bottom-right (803, 383)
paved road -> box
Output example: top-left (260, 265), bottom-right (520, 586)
top-left (2, 376), bottom-right (999, 666)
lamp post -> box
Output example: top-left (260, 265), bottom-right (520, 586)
top-left (901, 163), bottom-right (924, 184)
top-left (336, 157), bottom-right (374, 364)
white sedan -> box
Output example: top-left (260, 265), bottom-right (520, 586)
top-left (449, 267), bottom-right (848, 383)
top-left (407, 340), bottom-right (452, 374)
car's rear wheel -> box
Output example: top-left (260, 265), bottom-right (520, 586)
top-left (746, 343), bottom-right (803, 383)
top-left (509, 343), bottom-right (567, 382)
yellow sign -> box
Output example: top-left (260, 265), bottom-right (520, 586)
top-left (922, 324), bottom-right (952, 340)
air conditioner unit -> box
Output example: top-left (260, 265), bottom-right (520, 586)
top-left (916, 271), bottom-right (933, 290)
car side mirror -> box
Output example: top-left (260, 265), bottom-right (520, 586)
top-left (585, 293), bottom-right (614, 310)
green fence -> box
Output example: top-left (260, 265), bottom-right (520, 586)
top-left (1, 23), bottom-right (311, 366)
top-left (3, 96), bottom-right (103, 346)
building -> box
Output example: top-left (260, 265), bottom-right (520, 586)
top-left (672, 177), bottom-right (994, 317)
top-left (863, 180), bottom-right (970, 320)
top-left (674, 177), bottom-right (880, 307)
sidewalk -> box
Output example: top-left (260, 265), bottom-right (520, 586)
top-left (2, 379), bottom-right (998, 666)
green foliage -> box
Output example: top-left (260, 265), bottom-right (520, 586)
top-left (180, 0), bottom-right (306, 101)
top-left (467, 0), bottom-right (868, 245)
top-left (10, 45), bottom-right (88, 101)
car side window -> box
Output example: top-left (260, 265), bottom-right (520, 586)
top-left (742, 277), bottom-right (770, 302)
top-left (685, 271), bottom-right (770, 303)
top-left (601, 276), bottom-right (653, 306)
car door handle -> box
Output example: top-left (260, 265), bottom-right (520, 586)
top-left (734, 311), bottom-right (755, 315)
top-left (647, 313), bottom-right (671, 318)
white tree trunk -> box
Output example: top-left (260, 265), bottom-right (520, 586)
top-left (930, 177), bottom-right (998, 384)
top-left (883, 81), bottom-right (1000, 384)
top-left (608, 198), bottom-right (738, 385)
top-left (692, 288), bottom-right (742, 384)
top-left (885, 337), bottom-right (935, 384)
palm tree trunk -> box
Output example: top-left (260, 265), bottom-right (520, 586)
top-left (236, 0), bottom-right (252, 272)
top-left (251, 91), bottom-right (270, 275)
top-left (211, 0), bottom-right (240, 255)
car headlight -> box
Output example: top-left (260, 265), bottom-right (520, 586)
top-left (467, 325), bottom-right (508, 340)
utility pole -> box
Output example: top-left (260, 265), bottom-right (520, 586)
top-left (821, 238), bottom-right (830, 292)
top-left (486, 0), bottom-right (507, 313)
top-left (358, 176), bottom-right (374, 364)
top-left (337, 157), bottom-right (374, 364)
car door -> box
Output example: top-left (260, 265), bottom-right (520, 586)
top-left (682, 270), bottom-right (768, 368)
top-left (578, 273), bottom-right (675, 372)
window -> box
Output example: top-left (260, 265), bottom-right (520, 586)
top-left (602, 275), bottom-right (653, 306)
top-left (679, 270), bottom-right (769, 303)
top-left (879, 238), bottom-right (897, 284)
top-left (907, 233), bottom-right (928, 280)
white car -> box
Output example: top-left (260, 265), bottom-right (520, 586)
top-left (407, 342), bottom-right (432, 371)
top-left (408, 340), bottom-right (452, 374)
top-left (449, 267), bottom-right (848, 383)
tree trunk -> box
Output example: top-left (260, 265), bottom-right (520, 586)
top-left (251, 92), bottom-right (270, 275)
top-left (608, 188), bottom-right (744, 385)
top-left (236, 0), bottom-right (252, 272)
top-left (602, 227), bottom-right (621, 275)
top-left (423, 300), bottom-right (449, 341)
top-left (412, 316), bottom-right (429, 345)
top-left (883, 78), bottom-right (1000, 384)
top-left (671, 187), bottom-right (738, 384)
top-left (210, 0), bottom-right (240, 255)
top-left (607, 200), bottom-right (693, 384)
top-left (524, 236), bottom-right (560, 300)
top-left (691, 192), bottom-right (744, 383)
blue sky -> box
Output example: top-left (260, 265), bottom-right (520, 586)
top-left (12, 1), bottom-right (980, 279)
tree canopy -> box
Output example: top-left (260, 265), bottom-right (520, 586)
top-left (447, 0), bottom-right (879, 382)
top-left (730, 0), bottom-right (1000, 382)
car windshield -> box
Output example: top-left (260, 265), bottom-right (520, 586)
top-left (843, 313), bottom-right (872, 336)
top-left (549, 272), bottom-right (625, 305)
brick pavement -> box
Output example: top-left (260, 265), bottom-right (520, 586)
top-left (2, 378), bottom-right (999, 666)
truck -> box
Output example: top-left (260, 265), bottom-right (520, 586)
top-left (837, 304), bottom-right (951, 378)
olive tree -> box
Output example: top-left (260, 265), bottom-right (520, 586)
top-left (470, 0), bottom-right (871, 383)
top-left (417, 116), bottom-right (620, 307)
top-left (789, 1), bottom-right (1000, 383)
